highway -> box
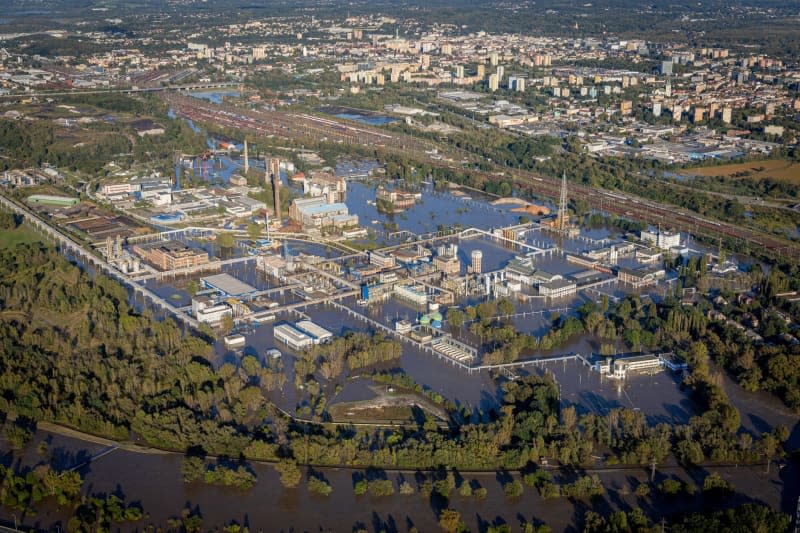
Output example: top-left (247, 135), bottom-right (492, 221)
top-left (163, 93), bottom-right (800, 261)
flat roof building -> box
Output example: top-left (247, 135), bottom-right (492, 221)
top-left (539, 279), bottom-right (577, 298)
top-left (289, 196), bottom-right (358, 230)
top-left (274, 323), bottom-right (313, 350)
top-left (26, 194), bottom-right (79, 207)
top-left (201, 273), bottom-right (257, 298)
top-left (295, 320), bottom-right (333, 344)
top-left (133, 240), bottom-right (210, 271)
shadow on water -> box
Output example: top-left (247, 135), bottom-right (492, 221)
top-left (747, 413), bottom-right (772, 435)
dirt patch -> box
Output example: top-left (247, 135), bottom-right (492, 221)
top-left (679, 159), bottom-right (800, 184)
top-left (328, 385), bottom-right (448, 424)
top-left (511, 204), bottom-right (551, 216)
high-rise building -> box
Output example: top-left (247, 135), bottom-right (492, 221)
top-left (455, 65), bottom-right (464, 79)
top-left (660, 60), bottom-right (673, 75)
top-left (496, 65), bottom-right (504, 81)
top-left (721, 107), bottom-right (732, 124)
top-left (477, 64), bottom-right (486, 79)
top-left (508, 76), bottom-right (526, 92)
top-left (470, 250), bottom-right (483, 274)
top-left (488, 73), bottom-right (499, 91)
top-left (652, 102), bottom-right (662, 117)
top-left (490, 52), bottom-right (499, 66)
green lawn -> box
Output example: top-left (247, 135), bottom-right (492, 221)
top-left (0, 225), bottom-right (42, 249)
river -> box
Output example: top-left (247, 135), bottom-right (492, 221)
top-left (1, 425), bottom-right (796, 533)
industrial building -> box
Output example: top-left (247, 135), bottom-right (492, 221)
top-left (594, 353), bottom-right (686, 380)
top-left (295, 319), bottom-right (333, 344)
top-left (201, 273), bottom-right (258, 299)
top-left (192, 296), bottom-right (233, 324)
top-left (617, 266), bottom-right (666, 287)
top-left (26, 194), bottom-right (79, 207)
top-left (433, 252), bottom-right (461, 276)
top-left (288, 196), bottom-right (359, 230)
top-left (376, 186), bottom-right (420, 211)
top-left (640, 229), bottom-right (681, 250)
top-left (132, 240), bottom-right (211, 271)
top-left (539, 279), bottom-right (577, 298)
top-left (393, 283), bottom-right (428, 305)
top-left (273, 323), bottom-right (313, 350)
top-left (303, 171), bottom-right (347, 203)
top-left (369, 250), bottom-right (396, 269)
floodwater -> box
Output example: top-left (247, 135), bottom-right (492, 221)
top-left (30, 116), bottom-right (797, 529)
top-left (1, 428), bottom-right (795, 533)
top-left (345, 182), bottom-right (521, 239)
top-left (317, 106), bottom-right (400, 126)
top-left (190, 91), bottom-right (241, 104)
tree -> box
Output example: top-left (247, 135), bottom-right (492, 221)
top-left (307, 474), bottom-right (332, 496)
top-left (353, 479), bottom-right (367, 495)
top-left (702, 472), bottom-right (733, 497)
top-left (219, 315), bottom-right (234, 336)
top-left (447, 307), bottom-right (465, 329)
top-left (659, 478), bottom-right (683, 496)
top-left (438, 509), bottom-right (464, 533)
top-left (504, 479), bottom-right (524, 498)
top-left (434, 471), bottom-right (456, 498)
top-left (274, 459), bottom-right (301, 488)
top-left (217, 232), bottom-right (235, 249)
top-left (247, 223), bottom-right (261, 241)
top-left (497, 298), bottom-right (515, 317)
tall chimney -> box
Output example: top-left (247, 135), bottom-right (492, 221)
top-left (243, 139), bottom-right (248, 174)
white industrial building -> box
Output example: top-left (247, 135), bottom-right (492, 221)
top-left (192, 296), bottom-right (233, 324)
top-left (640, 229), bottom-right (681, 250)
top-left (538, 279), bottom-right (577, 298)
top-left (273, 323), bottom-right (313, 350)
top-left (295, 320), bottom-right (333, 344)
top-left (594, 353), bottom-right (686, 380)
top-left (393, 284), bottom-right (428, 305)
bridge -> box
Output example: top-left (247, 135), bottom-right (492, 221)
top-left (67, 445), bottom-right (118, 473)
top-left (0, 81), bottom-right (241, 100)
top-left (0, 193), bottom-right (201, 330)
top-left (460, 227), bottom-right (559, 257)
top-left (243, 289), bottom-right (360, 323)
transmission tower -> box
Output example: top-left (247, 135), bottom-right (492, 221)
top-left (558, 171), bottom-right (568, 232)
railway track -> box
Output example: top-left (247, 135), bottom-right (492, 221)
top-left (164, 93), bottom-right (799, 261)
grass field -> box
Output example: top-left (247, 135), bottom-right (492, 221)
top-left (0, 225), bottom-right (41, 250)
top-left (328, 402), bottom-right (414, 424)
top-left (680, 159), bottom-right (800, 184)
